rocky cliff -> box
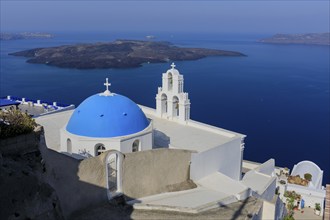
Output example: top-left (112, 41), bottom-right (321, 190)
top-left (0, 127), bottom-right (63, 220)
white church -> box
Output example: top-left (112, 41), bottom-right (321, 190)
top-left (60, 63), bottom-right (192, 157)
top-left (31, 63), bottom-right (325, 218)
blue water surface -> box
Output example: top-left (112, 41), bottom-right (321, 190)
top-left (1, 31), bottom-right (329, 183)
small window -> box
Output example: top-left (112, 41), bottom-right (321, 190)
top-left (67, 138), bottom-right (72, 154)
top-left (95, 144), bottom-right (106, 156)
top-left (132, 140), bottom-right (140, 152)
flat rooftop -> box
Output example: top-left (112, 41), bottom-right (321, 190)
top-left (19, 104), bottom-right (46, 116)
top-left (128, 171), bottom-right (249, 213)
top-left (141, 106), bottom-right (244, 153)
top-left (0, 99), bottom-right (20, 107)
top-left (36, 109), bottom-right (74, 151)
top-left (1, 96), bottom-right (73, 117)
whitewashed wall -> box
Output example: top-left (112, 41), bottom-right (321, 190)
top-left (60, 123), bottom-right (153, 157)
top-left (255, 159), bottom-right (275, 176)
top-left (120, 132), bottom-right (153, 153)
top-left (291, 161), bottom-right (323, 190)
top-left (190, 138), bottom-right (242, 181)
top-left (60, 129), bottom-right (121, 156)
top-left (251, 177), bottom-right (277, 201)
top-left (287, 184), bottom-right (326, 215)
top-left (261, 195), bottom-right (286, 220)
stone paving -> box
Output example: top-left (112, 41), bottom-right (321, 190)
top-left (72, 197), bottom-right (262, 220)
top-left (293, 207), bottom-right (322, 220)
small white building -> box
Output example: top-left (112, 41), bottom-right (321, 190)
top-left (286, 161), bottom-right (326, 215)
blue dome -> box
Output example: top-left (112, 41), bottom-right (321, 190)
top-left (66, 93), bottom-right (149, 138)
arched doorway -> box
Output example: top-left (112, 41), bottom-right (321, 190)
top-left (173, 96), bottom-right (179, 117)
top-left (107, 154), bottom-right (117, 193)
top-left (106, 151), bottom-right (123, 200)
top-left (132, 139), bottom-right (140, 152)
top-left (168, 72), bottom-right (173, 91)
top-left (95, 144), bottom-right (106, 156)
top-left (67, 138), bottom-right (72, 154)
top-left (161, 93), bottom-right (168, 115)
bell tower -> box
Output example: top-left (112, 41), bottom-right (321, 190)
top-left (156, 63), bottom-right (190, 123)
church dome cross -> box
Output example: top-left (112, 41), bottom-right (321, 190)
top-left (102, 78), bottom-right (112, 96)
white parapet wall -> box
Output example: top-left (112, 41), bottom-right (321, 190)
top-left (291, 160), bottom-right (324, 190)
top-left (243, 160), bottom-right (287, 175)
top-left (242, 159), bottom-right (277, 202)
top-left (139, 104), bottom-right (245, 182)
top-left (36, 105), bottom-right (75, 118)
top-left (261, 195), bottom-right (286, 220)
top-left (190, 138), bottom-right (242, 181)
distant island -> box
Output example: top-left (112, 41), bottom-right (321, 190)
top-left (0, 32), bottom-right (54, 41)
top-left (259, 33), bottom-right (330, 45)
top-left (9, 40), bottom-right (245, 69)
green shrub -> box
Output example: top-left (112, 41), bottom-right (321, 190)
top-left (315, 203), bottom-right (321, 211)
top-left (0, 109), bottom-right (37, 139)
top-left (304, 173), bottom-right (312, 181)
top-left (284, 195), bottom-right (296, 220)
top-left (283, 214), bottom-right (295, 220)
top-left (284, 190), bottom-right (301, 200)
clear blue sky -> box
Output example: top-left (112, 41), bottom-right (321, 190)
top-left (1, 1), bottom-right (329, 34)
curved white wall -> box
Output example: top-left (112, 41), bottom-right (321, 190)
top-left (291, 160), bottom-right (323, 189)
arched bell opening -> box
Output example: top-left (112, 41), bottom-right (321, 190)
top-left (161, 93), bottom-right (168, 115)
top-left (168, 72), bottom-right (173, 91)
top-left (172, 96), bottom-right (179, 117)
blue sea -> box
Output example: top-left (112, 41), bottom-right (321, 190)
top-left (1, 31), bottom-right (329, 183)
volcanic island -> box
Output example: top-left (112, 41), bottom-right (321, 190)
top-left (10, 40), bottom-right (246, 69)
